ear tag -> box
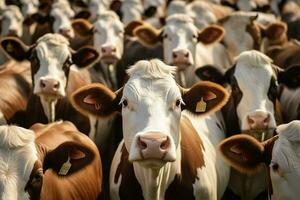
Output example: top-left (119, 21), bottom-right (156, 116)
top-left (95, 103), bottom-right (101, 110)
top-left (6, 43), bottom-right (13, 52)
top-left (58, 156), bottom-right (71, 176)
top-left (196, 97), bottom-right (207, 113)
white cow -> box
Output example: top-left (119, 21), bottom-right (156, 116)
top-left (134, 14), bottom-right (231, 87)
top-left (219, 120), bottom-right (300, 200)
top-left (71, 59), bottom-right (230, 200)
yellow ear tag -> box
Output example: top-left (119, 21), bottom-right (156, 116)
top-left (196, 97), bottom-right (207, 113)
top-left (58, 156), bottom-right (71, 176)
top-left (6, 43), bottom-right (13, 53)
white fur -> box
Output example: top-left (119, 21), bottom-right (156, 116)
top-left (280, 87), bottom-right (300, 121)
top-left (0, 125), bottom-right (37, 200)
top-left (270, 121), bottom-right (300, 200)
top-left (121, 0), bottom-right (143, 25)
top-left (20, 0), bottom-right (39, 16)
top-left (110, 59), bottom-right (229, 199)
top-left (0, 5), bottom-right (24, 37)
top-left (88, 0), bottom-right (111, 22)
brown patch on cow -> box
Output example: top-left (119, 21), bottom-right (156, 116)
top-left (134, 25), bottom-right (162, 48)
top-left (246, 21), bottom-right (261, 50)
top-left (165, 116), bottom-right (205, 199)
top-left (0, 37), bottom-right (32, 61)
top-left (71, 83), bottom-right (122, 119)
top-left (32, 121), bottom-right (102, 200)
top-left (181, 81), bottom-right (229, 116)
top-left (198, 25), bottom-right (225, 45)
top-left (0, 60), bottom-right (31, 123)
top-left (114, 144), bottom-right (144, 199)
top-left (72, 19), bottom-right (93, 37)
top-left (25, 160), bottom-right (43, 200)
top-left (218, 134), bottom-right (265, 174)
top-left (261, 23), bottom-right (288, 45)
top-left (71, 46), bottom-right (100, 68)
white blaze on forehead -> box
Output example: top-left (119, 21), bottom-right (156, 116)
top-left (271, 121), bottom-right (300, 200)
top-left (93, 11), bottom-right (124, 59)
top-left (234, 51), bottom-right (276, 130)
top-left (33, 33), bottom-right (71, 96)
top-left (50, 0), bottom-right (74, 34)
top-left (1, 5), bottom-right (24, 37)
top-left (123, 60), bottom-right (180, 160)
top-left (0, 125), bottom-right (37, 200)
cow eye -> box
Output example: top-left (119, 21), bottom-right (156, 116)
top-left (192, 34), bottom-right (197, 39)
top-left (175, 99), bottom-right (181, 107)
top-left (271, 163), bottom-right (279, 171)
top-left (121, 99), bottom-right (128, 107)
top-left (162, 34), bottom-right (168, 39)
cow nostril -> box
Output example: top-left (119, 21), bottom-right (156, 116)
top-left (160, 137), bottom-right (169, 150)
top-left (172, 52), bottom-right (177, 58)
top-left (112, 48), bottom-right (116, 52)
top-left (184, 52), bottom-right (189, 58)
top-left (138, 137), bottom-right (147, 150)
top-left (264, 114), bottom-right (270, 123)
top-left (101, 48), bottom-right (106, 53)
top-left (40, 81), bottom-right (46, 88)
top-left (53, 82), bottom-right (60, 89)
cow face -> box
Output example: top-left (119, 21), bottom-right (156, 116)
top-left (218, 120), bottom-right (300, 200)
top-left (71, 59), bottom-right (229, 169)
top-left (0, 123), bottom-right (95, 199)
top-left (1, 33), bottom-right (99, 101)
top-left (196, 50), bottom-right (300, 138)
top-left (134, 14), bottom-right (224, 70)
top-left (20, 0), bottom-right (39, 17)
top-left (0, 5), bottom-right (24, 37)
top-left (72, 11), bottom-right (127, 64)
top-left (32, 0), bottom-right (75, 39)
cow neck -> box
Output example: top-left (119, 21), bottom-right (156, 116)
top-left (133, 140), bottom-right (181, 200)
top-left (40, 97), bottom-right (57, 123)
top-left (100, 60), bottom-right (118, 90)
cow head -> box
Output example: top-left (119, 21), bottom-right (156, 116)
top-left (218, 120), bottom-right (300, 200)
top-left (1, 34), bottom-right (99, 121)
top-left (196, 50), bottom-right (300, 139)
top-left (120, 0), bottom-right (143, 25)
top-left (31, 0), bottom-right (75, 39)
top-left (0, 5), bottom-right (24, 37)
top-left (71, 59), bottom-right (229, 168)
top-left (0, 122), bottom-right (95, 199)
top-left (134, 14), bottom-right (224, 70)
top-left (20, 0), bottom-right (39, 20)
top-left (72, 11), bottom-right (124, 65)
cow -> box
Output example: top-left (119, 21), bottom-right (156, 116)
top-left (0, 33), bottom-right (99, 134)
top-left (70, 59), bottom-right (230, 200)
top-left (266, 40), bottom-right (300, 122)
top-left (218, 120), bottom-right (300, 200)
top-left (133, 14), bottom-right (231, 87)
top-left (0, 60), bottom-right (31, 126)
top-left (31, 0), bottom-right (76, 42)
top-left (0, 120), bottom-right (102, 199)
top-left (195, 50), bottom-right (300, 199)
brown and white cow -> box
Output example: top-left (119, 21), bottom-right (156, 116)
top-left (0, 120), bottom-right (102, 199)
top-left (0, 33), bottom-right (99, 134)
top-left (0, 60), bottom-right (31, 126)
top-left (71, 59), bottom-right (230, 199)
top-left (134, 14), bottom-right (231, 87)
top-left (195, 50), bottom-right (300, 199)
top-left (219, 120), bottom-right (300, 200)
top-left (266, 40), bottom-right (300, 122)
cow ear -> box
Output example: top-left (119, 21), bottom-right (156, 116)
top-left (278, 65), bottom-right (300, 89)
top-left (198, 25), bottom-right (224, 44)
top-left (261, 22), bottom-right (287, 40)
top-left (74, 10), bottom-right (91, 19)
top-left (72, 19), bottom-right (93, 37)
top-left (1, 37), bottom-right (31, 61)
top-left (218, 134), bottom-right (265, 174)
top-left (71, 83), bottom-right (122, 118)
top-left (195, 65), bottom-right (226, 84)
top-left (43, 141), bottom-right (95, 176)
top-left (124, 20), bottom-right (144, 37)
top-left (72, 46), bottom-right (99, 68)
top-left (181, 81), bottom-right (229, 115)
top-left (134, 25), bottom-right (162, 48)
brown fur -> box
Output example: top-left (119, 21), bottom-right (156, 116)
top-left (134, 25), bottom-right (162, 48)
top-left (124, 20), bottom-right (144, 37)
top-left (218, 134), bottom-right (265, 174)
top-left (198, 25), bottom-right (225, 45)
top-left (0, 60), bottom-right (31, 121)
top-left (29, 121), bottom-right (102, 200)
top-left (71, 19), bottom-right (93, 37)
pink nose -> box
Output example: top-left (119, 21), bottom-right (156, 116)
top-left (137, 132), bottom-right (170, 159)
top-left (247, 112), bottom-right (270, 130)
top-left (40, 79), bottom-right (60, 94)
top-left (172, 49), bottom-right (190, 65)
top-left (101, 45), bottom-right (117, 57)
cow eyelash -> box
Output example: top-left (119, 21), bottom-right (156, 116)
top-left (119, 98), bottom-right (128, 107)
top-left (175, 99), bottom-right (185, 108)
top-left (162, 34), bottom-right (168, 39)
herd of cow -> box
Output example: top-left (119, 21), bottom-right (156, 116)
top-left (0, 0), bottom-right (300, 199)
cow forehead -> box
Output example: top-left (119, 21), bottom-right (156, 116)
top-left (94, 18), bottom-right (123, 32)
top-left (3, 6), bottom-right (23, 21)
top-left (51, 2), bottom-right (74, 18)
top-left (164, 22), bottom-right (197, 37)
